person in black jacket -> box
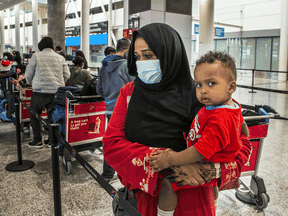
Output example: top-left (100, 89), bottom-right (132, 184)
top-left (14, 51), bottom-right (22, 66)
top-left (55, 46), bottom-right (66, 58)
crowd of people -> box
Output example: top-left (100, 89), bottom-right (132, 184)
top-left (0, 22), bottom-right (252, 216)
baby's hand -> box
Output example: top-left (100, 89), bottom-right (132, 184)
top-left (150, 150), bottom-right (172, 172)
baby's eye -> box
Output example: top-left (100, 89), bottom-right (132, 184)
top-left (195, 83), bottom-right (201, 88)
top-left (208, 82), bottom-right (215, 86)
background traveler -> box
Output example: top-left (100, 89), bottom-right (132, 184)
top-left (25, 37), bottom-right (70, 148)
top-left (67, 56), bottom-right (92, 87)
top-left (104, 46), bottom-right (116, 56)
top-left (55, 46), bottom-right (66, 58)
top-left (96, 38), bottom-right (135, 182)
top-left (14, 51), bottom-right (22, 66)
top-left (76, 50), bottom-right (88, 69)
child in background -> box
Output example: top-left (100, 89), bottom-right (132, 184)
top-left (150, 51), bottom-right (248, 216)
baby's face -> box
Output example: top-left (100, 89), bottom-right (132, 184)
top-left (194, 61), bottom-right (234, 106)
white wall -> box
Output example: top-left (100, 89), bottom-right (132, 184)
top-left (213, 0), bottom-right (281, 32)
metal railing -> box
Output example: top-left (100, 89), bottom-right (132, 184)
top-left (236, 68), bottom-right (288, 94)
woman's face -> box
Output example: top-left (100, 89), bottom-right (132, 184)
top-left (134, 37), bottom-right (158, 61)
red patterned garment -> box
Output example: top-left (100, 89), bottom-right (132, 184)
top-left (103, 82), bottom-right (251, 216)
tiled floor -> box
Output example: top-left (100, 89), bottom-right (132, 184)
top-left (0, 87), bottom-right (288, 216)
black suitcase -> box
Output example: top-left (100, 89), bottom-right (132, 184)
top-left (53, 86), bottom-right (82, 106)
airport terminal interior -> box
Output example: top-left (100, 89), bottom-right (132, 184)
top-left (1, 0), bottom-right (288, 215)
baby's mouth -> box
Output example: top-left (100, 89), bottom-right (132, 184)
top-left (201, 97), bottom-right (210, 103)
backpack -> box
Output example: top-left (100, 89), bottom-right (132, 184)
top-left (80, 77), bottom-right (98, 96)
top-left (53, 86), bottom-right (82, 106)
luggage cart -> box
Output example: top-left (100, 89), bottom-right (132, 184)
top-left (58, 91), bottom-right (106, 175)
top-left (220, 105), bottom-right (279, 210)
top-left (18, 87), bottom-right (47, 142)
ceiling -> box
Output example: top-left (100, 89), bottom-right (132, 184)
top-left (0, 0), bottom-right (26, 11)
top-left (0, 0), bottom-right (47, 12)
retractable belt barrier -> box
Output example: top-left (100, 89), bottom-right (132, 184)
top-left (8, 91), bottom-right (142, 216)
top-left (9, 91), bottom-right (287, 216)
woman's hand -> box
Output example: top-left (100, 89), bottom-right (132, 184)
top-left (166, 162), bottom-right (220, 186)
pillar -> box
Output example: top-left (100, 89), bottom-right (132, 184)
top-left (23, 8), bottom-right (26, 53)
top-left (123, 0), bottom-right (129, 29)
top-left (7, 9), bottom-right (10, 51)
top-left (199, 0), bottom-right (214, 56)
top-left (32, 0), bottom-right (38, 52)
top-left (38, 7), bottom-right (42, 42)
top-left (15, 4), bottom-right (20, 52)
top-left (129, 0), bottom-right (192, 64)
top-left (278, 0), bottom-right (288, 81)
top-left (0, 11), bottom-right (4, 56)
top-left (108, 0), bottom-right (112, 46)
top-left (48, 0), bottom-right (65, 53)
top-left (81, 0), bottom-right (90, 65)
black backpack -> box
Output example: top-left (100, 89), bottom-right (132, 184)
top-left (53, 86), bottom-right (82, 106)
top-left (80, 77), bottom-right (98, 96)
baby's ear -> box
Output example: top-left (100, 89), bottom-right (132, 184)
top-left (228, 81), bottom-right (236, 94)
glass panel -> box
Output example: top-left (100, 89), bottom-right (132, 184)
top-left (215, 39), bottom-right (228, 52)
top-left (228, 38), bottom-right (241, 68)
top-left (271, 37), bottom-right (280, 71)
top-left (241, 38), bottom-right (255, 69)
top-left (256, 38), bottom-right (271, 70)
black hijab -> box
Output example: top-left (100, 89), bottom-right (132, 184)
top-left (125, 23), bottom-right (202, 152)
top-left (38, 37), bottom-right (54, 51)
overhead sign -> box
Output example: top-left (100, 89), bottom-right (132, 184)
top-left (215, 27), bottom-right (225, 37)
top-left (66, 26), bottom-right (81, 37)
top-left (89, 21), bottom-right (108, 34)
top-left (194, 24), bottom-right (199, 34)
top-left (194, 24), bottom-right (225, 37)
top-left (128, 17), bottom-right (140, 30)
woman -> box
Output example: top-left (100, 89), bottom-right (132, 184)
top-left (14, 51), bottom-right (22, 66)
top-left (76, 50), bottom-right (88, 69)
top-left (67, 56), bottom-right (92, 87)
top-left (102, 23), bottom-right (251, 216)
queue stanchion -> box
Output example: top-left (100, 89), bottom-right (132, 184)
top-left (6, 91), bottom-right (35, 172)
top-left (249, 69), bottom-right (257, 93)
top-left (49, 124), bottom-right (62, 216)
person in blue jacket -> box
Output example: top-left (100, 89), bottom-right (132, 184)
top-left (96, 38), bottom-right (135, 182)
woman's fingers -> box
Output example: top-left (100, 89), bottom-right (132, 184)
top-left (167, 177), bottom-right (183, 183)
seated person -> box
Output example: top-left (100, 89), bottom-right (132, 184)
top-left (67, 56), bottom-right (92, 87)
top-left (0, 53), bottom-right (18, 95)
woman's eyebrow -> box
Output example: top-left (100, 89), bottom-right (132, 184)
top-left (140, 49), bottom-right (152, 52)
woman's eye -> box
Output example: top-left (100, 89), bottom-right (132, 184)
top-left (144, 54), bottom-right (152, 59)
top-left (208, 82), bottom-right (215, 86)
top-left (196, 83), bottom-right (201, 88)
top-left (134, 55), bottom-right (141, 61)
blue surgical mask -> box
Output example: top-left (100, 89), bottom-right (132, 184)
top-left (136, 59), bottom-right (162, 84)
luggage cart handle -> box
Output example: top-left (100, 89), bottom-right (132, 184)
top-left (65, 91), bottom-right (103, 99)
top-left (243, 114), bottom-right (276, 121)
top-left (261, 105), bottom-right (280, 118)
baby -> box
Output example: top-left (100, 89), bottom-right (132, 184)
top-left (150, 51), bottom-right (248, 216)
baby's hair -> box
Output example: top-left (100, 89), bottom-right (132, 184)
top-left (195, 51), bottom-right (237, 81)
